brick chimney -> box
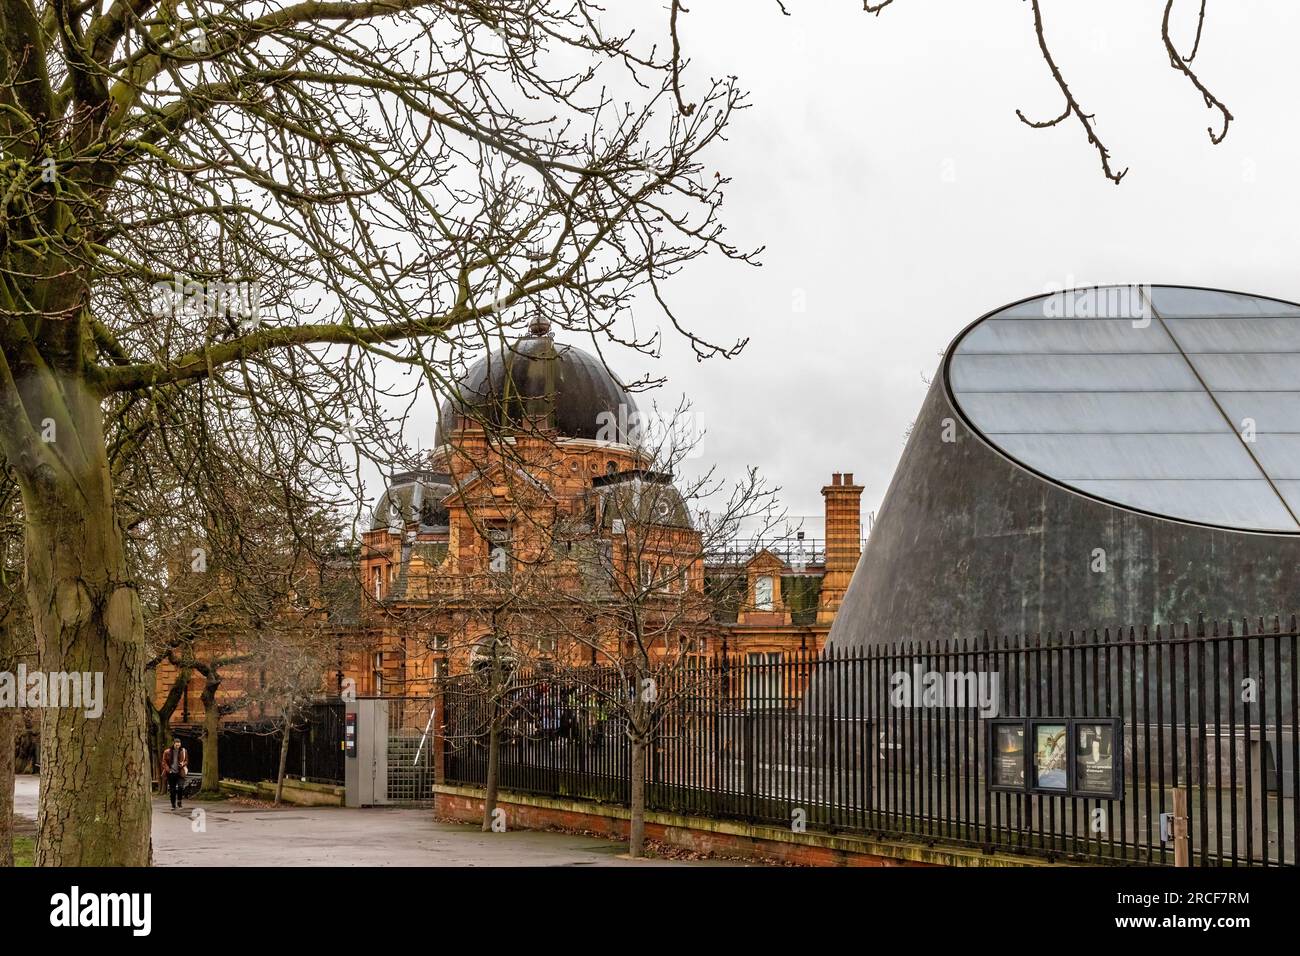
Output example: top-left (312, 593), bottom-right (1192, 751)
top-left (818, 471), bottom-right (863, 624)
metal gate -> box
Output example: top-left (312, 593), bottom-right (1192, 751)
top-left (347, 697), bottom-right (437, 806)
top-left (385, 696), bottom-right (437, 805)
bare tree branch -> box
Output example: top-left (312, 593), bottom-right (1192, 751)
top-left (864, 0), bottom-right (1234, 181)
top-left (1163, 0), bottom-right (1232, 145)
top-left (1018, 0), bottom-right (1127, 184)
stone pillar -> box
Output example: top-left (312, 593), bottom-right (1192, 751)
top-left (818, 472), bottom-right (863, 624)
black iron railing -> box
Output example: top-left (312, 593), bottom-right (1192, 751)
top-left (703, 536), bottom-right (867, 569)
top-left (178, 700), bottom-right (345, 787)
top-left (440, 617), bottom-right (1299, 866)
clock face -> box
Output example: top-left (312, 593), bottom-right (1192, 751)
top-left (755, 575), bottom-right (774, 610)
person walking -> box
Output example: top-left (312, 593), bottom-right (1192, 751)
top-left (161, 738), bottom-right (189, 810)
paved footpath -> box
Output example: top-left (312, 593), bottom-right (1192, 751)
top-left (12, 776), bottom-right (735, 867)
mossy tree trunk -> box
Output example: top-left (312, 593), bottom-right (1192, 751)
top-left (3, 375), bottom-right (151, 866)
top-left (274, 715), bottom-right (292, 806)
top-left (0, 621), bottom-right (13, 866)
top-left (201, 678), bottom-right (222, 794)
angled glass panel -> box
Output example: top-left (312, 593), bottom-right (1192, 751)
top-left (1185, 353), bottom-right (1300, 391)
top-left (958, 318), bottom-right (1176, 354)
top-left (1268, 481), bottom-right (1300, 525)
top-left (960, 391), bottom-right (1226, 435)
top-left (1212, 392), bottom-right (1300, 436)
top-left (1164, 316), bottom-right (1300, 353)
top-left (993, 434), bottom-right (1261, 481)
top-left (1150, 287), bottom-right (1300, 317)
top-left (1243, 436), bottom-right (1300, 481)
top-left (1069, 480), bottom-right (1299, 531)
top-left (949, 353), bottom-right (1201, 392)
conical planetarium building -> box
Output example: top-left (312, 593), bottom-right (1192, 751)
top-left (828, 284), bottom-right (1300, 650)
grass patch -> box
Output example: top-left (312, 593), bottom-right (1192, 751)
top-left (13, 836), bottom-right (34, 867)
top-left (191, 790), bottom-right (230, 802)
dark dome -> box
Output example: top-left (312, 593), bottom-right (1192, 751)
top-left (370, 470), bottom-right (453, 532)
top-left (436, 319), bottom-right (640, 445)
top-left (593, 470), bottom-right (693, 529)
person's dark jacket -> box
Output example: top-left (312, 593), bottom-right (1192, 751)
top-left (160, 746), bottom-right (189, 778)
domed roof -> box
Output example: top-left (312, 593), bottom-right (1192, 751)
top-left (436, 317), bottom-right (640, 446)
top-left (370, 470), bottom-right (453, 532)
top-left (593, 470), bottom-right (693, 530)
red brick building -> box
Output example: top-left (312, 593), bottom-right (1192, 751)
top-left (157, 320), bottom-right (863, 723)
top-left (353, 319), bottom-right (864, 696)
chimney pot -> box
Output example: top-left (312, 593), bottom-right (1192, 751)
top-left (832, 473), bottom-right (841, 486)
top-left (845, 473), bottom-right (854, 485)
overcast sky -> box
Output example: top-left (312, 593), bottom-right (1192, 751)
top-left (366, 1), bottom-right (1300, 538)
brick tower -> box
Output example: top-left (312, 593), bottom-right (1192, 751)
top-left (817, 472), bottom-right (863, 624)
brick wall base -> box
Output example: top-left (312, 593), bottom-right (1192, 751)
top-left (433, 785), bottom-right (1062, 867)
top-left (219, 778), bottom-right (344, 807)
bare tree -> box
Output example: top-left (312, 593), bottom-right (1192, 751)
top-left (468, 607), bottom-right (526, 832)
top-left (0, 1), bottom-right (751, 864)
top-left (530, 405), bottom-right (781, 857)
top-left (138, 434), bottom-right (350, 797)
top-left (239, 622), bottom-right (332, 806)
top-left (371, 474), bottom-right (562, 830)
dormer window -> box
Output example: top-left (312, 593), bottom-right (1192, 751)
top-left (485, 521), bottom-right (512, 574)
top-left (755, 575), bottom-right (774, 611)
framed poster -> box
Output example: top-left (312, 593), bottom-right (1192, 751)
top-left (1072, 719), bottom-right (1123, 798)
top-left (988, 719), bottom-right (1028, 792)
top-left (1030, 719), bottom-right (1069, 793)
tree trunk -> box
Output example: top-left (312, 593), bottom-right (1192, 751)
top-left (0, 617), bottom-right (14, 866)
top-left (149, 705), bottom-right (173, 795)
top-left (274, 718), bottom-right (291, 806)
top-left (0, 700), bottom-right (13, 868)
top-left (481, 699), bottom-right (501, 832)
top-left (146, 697), bottom-right (162, 795)
top-left (20, 443), bottom-right (150, 866)
top-left (201, 680), bottom-right (222, 793)
top-left (148, 693), bottom-right (171, 795)
top-left (629, 734), bottom-right (646, 858)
